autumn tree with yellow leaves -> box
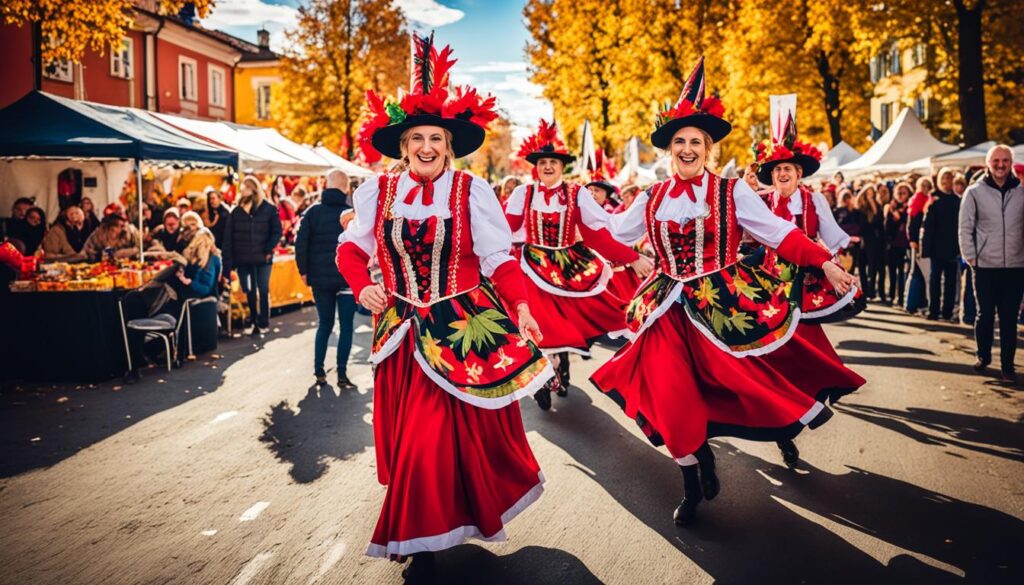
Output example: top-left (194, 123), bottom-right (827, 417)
top-left (1, 0), bottom-right (215, 63)
top-left (465, 112), bottom-right (515, 182)
top-left (274, 0), bottom-right (408, 160)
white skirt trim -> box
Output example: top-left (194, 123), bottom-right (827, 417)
top-left (520, 249), bottom-right (613, 298)
top-left (803, 285), bottom-right (858, 319)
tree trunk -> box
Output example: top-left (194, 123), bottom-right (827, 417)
top-left (816, 50), bottom-right (844, 145)
top-left (955, 0), bottom-right (987, 144)
top-left (342, 2), bottom-right (355, 159)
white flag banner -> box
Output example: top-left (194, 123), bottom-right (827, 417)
top-left (769, 94), bottom-right (797, 142)
top-left (579, 120), bottom-right (596, 171)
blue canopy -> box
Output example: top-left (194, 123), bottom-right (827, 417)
top-left (0, 91), bottom-right (238, 168)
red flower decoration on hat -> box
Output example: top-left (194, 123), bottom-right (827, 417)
top-left (517, 119), bottom-right (570, 159)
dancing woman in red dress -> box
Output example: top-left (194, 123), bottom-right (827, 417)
top-left (336, 34), bottom-right (553, 581)
top-left (590, 57), bottom-right (862, 526)
top-left (752, 108), bottom-right (867, 467)
top-left (504, 120), bottom-right (653, 410)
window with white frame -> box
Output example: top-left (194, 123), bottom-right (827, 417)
top-left (110, 37), bottom-right (133, 79)
top-left (209, 65), bottom-right (226, 107)
top-left (179, 56), bottom-right (198, 101)
top-left (256, 82), bottom-right (272, 120)
top-left (44, 59), bottom-right (73, 82)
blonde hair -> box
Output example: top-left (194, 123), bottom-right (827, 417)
top-left (240, 176), bottom-right (265, 208)
top-left (180, 210), bottom-right (203, 232)
top-left (937, 166), bottom-right (956, 187)
top-left (398, 127), bottom-right (456, 172)
top-left (183, 227), bottom-right (219, 268)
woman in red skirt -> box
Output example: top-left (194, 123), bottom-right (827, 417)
top-left (587, 172), bottom-right (648, 302)
top-left (590, 57), bottom-right (861, 526)
top-left (752, 108), bottom-right (867, 467)
top-left (336, 34), bottom-right (552, 581)
top-left (505, 119), bottom-right (654, 410)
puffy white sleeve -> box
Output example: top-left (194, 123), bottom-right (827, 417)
top-left (468, 176), bottom-right (516, 277)
top-left (608, 190), bottom-right (650, 245)
top-left (338, 177), bottom-right (379, 256)
top-left (577, 187), bottom-right (614, 230)
top-left (812, 192), bottom-right (850, 254)
top-left (504, 183), bottom-right (528, 215)
top-left (734, 179), bottom-right (797, 248)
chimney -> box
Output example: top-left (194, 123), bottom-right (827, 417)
top-left (257, 28), bottom-right (270, 50)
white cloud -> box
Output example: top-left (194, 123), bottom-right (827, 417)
top-left (200, 0), bottom-right (299, 28)
top-left (463, 61), bottom-right (528, 74)
top-left (393, 0), bottom-right (465, 28)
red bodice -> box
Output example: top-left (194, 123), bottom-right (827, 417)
top-left (524, 183), bottom-right (581, 248)
top-left (373, 172), bottom-right (480, 306)
top-left (645, 174), bottom-right (741, 280)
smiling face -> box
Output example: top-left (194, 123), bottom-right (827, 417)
top-left (26, 209), bottom-right (43, 227)
top-left (987, 146), bottom-right (1013, 184)
top-left (402, 125), bottom-right (451, 178)
top-left (669, 126), bottom-right (709, 179)
top-left (535, 157), bottom-right (565, 186)
top-left (771, 162), bottom-right (802, 196)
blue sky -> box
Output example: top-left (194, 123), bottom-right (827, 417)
top-left (201, 0), bottom-right (551, 130)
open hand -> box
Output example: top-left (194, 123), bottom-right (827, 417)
top-left (822, 261), bottom-right (858, 297)
top-left (516, 304), bottom-right (544, 345)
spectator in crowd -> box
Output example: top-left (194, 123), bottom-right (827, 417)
top-left (884, 182), bottom-right (912, 307)
top-left (42, 206), bottom-right (88, 260)
top-left (822, 183), bottom-right (838, 208)
top-left (149, 208), bottom-right (185, 253)
top-left (203, 188), bottom-right (230, 249)
top-left (3, 197), bottom-right (34, 238)
top-left (223, 176), bottom-right (283, 337)
top-left (743, 163), bottom-right (761, 191)
top-left (905, 176), bottom-right (934, 313)
top-left (81, 213), bottom-right (141, 261)
top-left (953, 173), bottom-right (968, 196)
top-left (857, 185), bottom-right (885, 300)
top-left (178, 210), bottom-right (204, 248)
top-left (289, 184), bottom-right (311, 216)
top-left (499, 176), bottom-right (520, 206)
top-left (295, 169), bottom-right (357, 389)
top-left (959, 145), bottom-right (1024, 382)
top-left (173, 227), bottom-right (221, 305)
top-left (921, 167), bottom-right (961, 322)
top-left (9, 206), bottom-right (47, 255)
top-left (952, 173), bottom-right (976, 324)
top-left (176, 197), bottom-right (192, 216)
top-left (835, 188), bottom-right (866, 278)
top-left (616, 184), bottom-right (641, 213)
top-left (80, 197), bottom-right (101, 237)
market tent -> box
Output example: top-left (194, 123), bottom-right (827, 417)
top-left (312, 146), bottom-right (376, 178)
top-left (148, 113), bottom-right (328, 176)
top-left (930, 140), bottom-right (997, 169)
top-left (838, 108), bottom-right (956, 177)
top-left (0, 91), bottom-right (237, 220)
top-left (0, 91), bottom-right (238, 166)
top-left (810, 141), bottom-right (861, 178)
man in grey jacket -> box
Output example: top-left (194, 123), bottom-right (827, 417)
top-left (959, 145), bottom-right (1024, 382)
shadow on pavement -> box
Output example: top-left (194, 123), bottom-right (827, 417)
top-left (259, 383), bottom-right (374, 483)
top-left (840, 354), bottom-right (983, 377)
top-left (524, 385), bottom-right (1023, 584)
top-left (426, 544), bottom-right (603, 585)
top-left (0, 308), bottom-right (314, 479)
top-left (836, 403), bottom-right (1024, 464)
top-left (835, 340), bottom-right (936, 355)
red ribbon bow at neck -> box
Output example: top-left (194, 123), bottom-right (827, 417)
top-left (539, 183), bottom-right (567, 206)
top-left (669, 173), bottom-right (704, 203)
top-left (404, 171), bottom-right (444, 206)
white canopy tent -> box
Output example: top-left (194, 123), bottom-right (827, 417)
top-left (810, 141), bottom-right (861, 178)
top-left (0, 158), bottom-right (134, 220)
top-left (838, 108), bottom-right (957, 177)
top-left (312, 146), bottom-right (375, 178)
top-left (147, 113), bottom-right (329, 176)
top-left (930, 141), bottom-right (996, 170)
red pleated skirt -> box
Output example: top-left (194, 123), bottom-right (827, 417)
top-left (759, 323), bottom-right (865, 404)
top-left (367, 333), bottom-right (544, 557)
top-left (590, 305), bottom-right (837, 462)
top-left (525, 279), bottom-right (629, 354)
top-left (606, 267), bottom-right (643, 302)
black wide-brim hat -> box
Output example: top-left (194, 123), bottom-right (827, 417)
top-left (585, 180), bottom-right (618, 194)
top-left (525, 148), bottom-right (576, 166)
top-left (756, 152), bottom-right (821, 185)
top-left (371, 114), bottom-right (486, 160)
top-left (650, 114), bottom-right (732, 150)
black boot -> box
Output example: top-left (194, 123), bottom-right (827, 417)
top-left (673, 464), bottom-right (703, 526)
top-left (777, 438), bottom-right (800, 468)
top-left (534, 380), bottom-right (553, 411)
top-left (556, 352), bottom-right (570, 395)
top-left (401, 552), bottom-right (435, 582)
top-left (695, 442), bottom-right (720, 501)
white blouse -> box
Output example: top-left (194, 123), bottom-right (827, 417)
top-left (505, 181), bottom-right (613, 232)
top-left (609, 170), bottom-right (797, 248)
top-left (340, 169), bottom-right (515, 277)
top-left (773, 190), bottom-right (850, 254)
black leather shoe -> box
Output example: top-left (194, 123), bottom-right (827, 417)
top-left (973, 359), bottom-right (990, 373)
top-left (1001, 370), bottom-right (1017, 384)
top-left (336, 374), bottom-right (357, 390)
top-left (534, 385), bottom-right (552, 411)
top-left (401, 552), bottom-right (435, 582)
top-left (557, 352), bottom-right (571, 388)
top-left (778, 438), bottom-right (800, 468)
top-left (315, 374), bottom-right (327, 386)
top-left (673, 465), bottom-right (703, 526)
top-left (123, 369), bottom-right (140, 385)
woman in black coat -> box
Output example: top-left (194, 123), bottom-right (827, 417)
top-left (223, 177), bottom-right (283, 336)
top-left (295, 171), bottom-right (356, 389)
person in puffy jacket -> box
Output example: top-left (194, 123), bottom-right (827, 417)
top-left (295, 170), bottom-right (356, 389)
top-left (223, 176), bottom-right (282, 336)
